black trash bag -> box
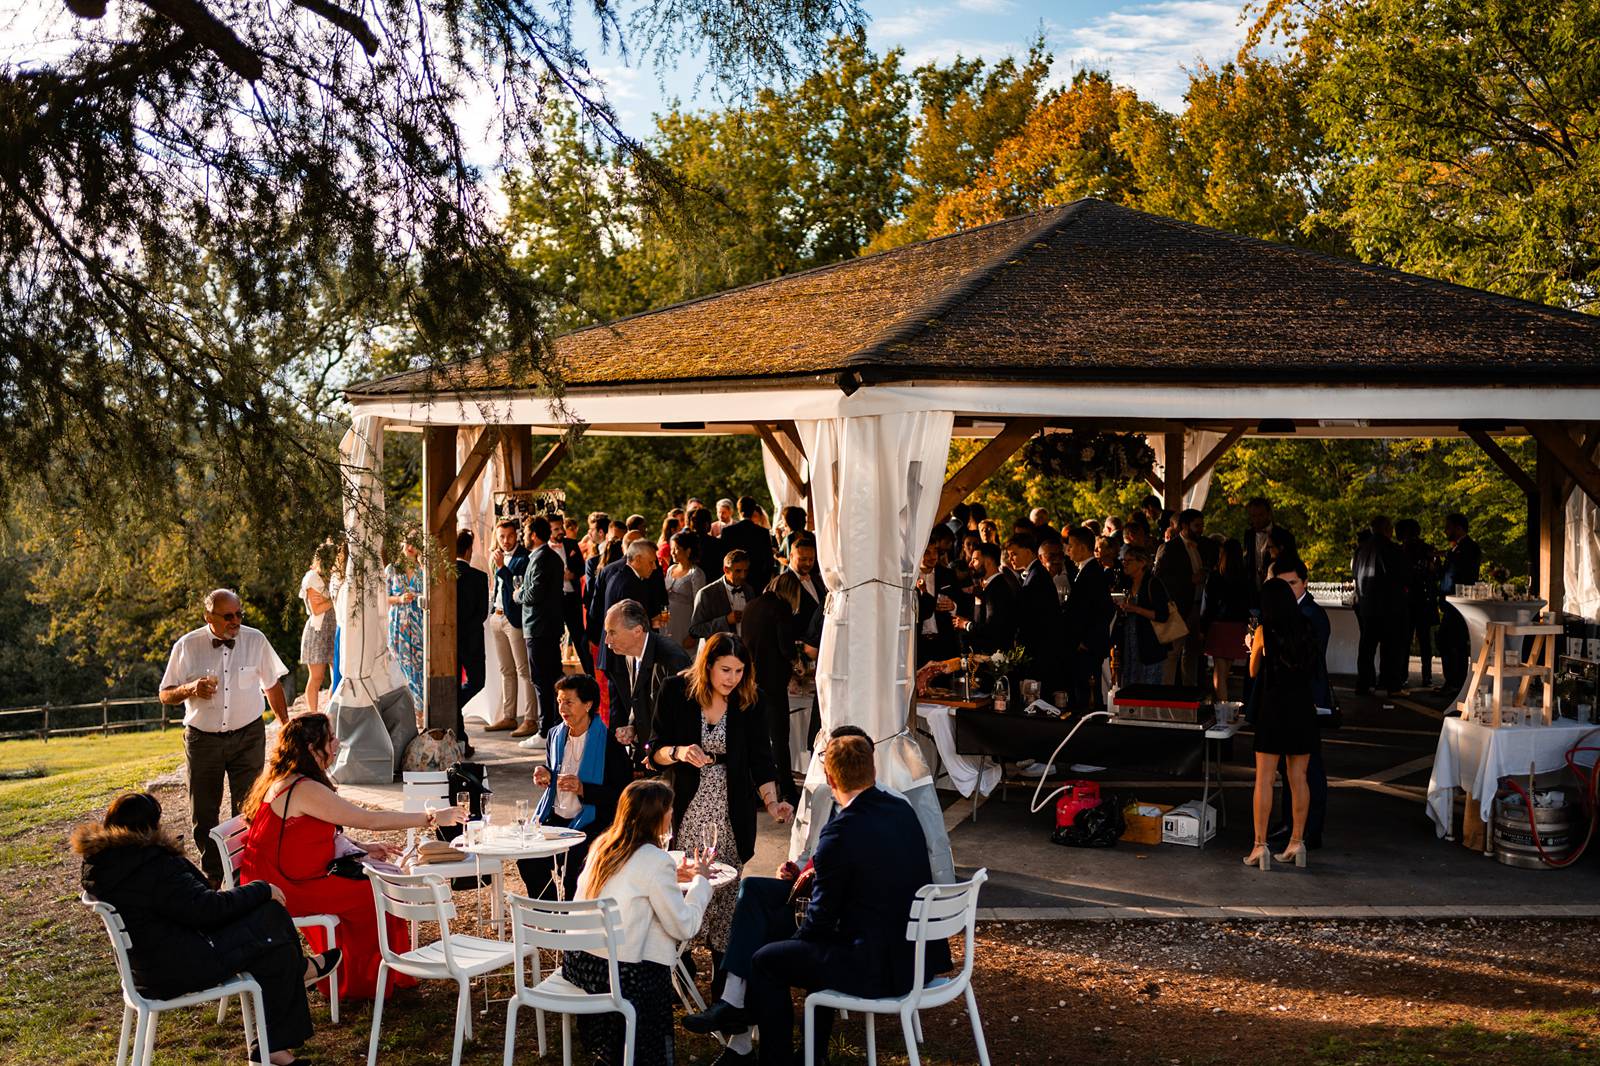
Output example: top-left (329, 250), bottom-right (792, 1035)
top-left (434, 762), bottom-right (495, 890)
top-left (1051, 795), bottom-right (1125, 848)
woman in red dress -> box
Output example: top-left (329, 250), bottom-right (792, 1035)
top-left (240, 713), bottom-right (464, 1000)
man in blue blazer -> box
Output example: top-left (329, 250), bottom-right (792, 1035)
top-left (1268, 555), bottom-right (1331, 849)
top-left (486, 517), bottom-right (531, 732)
top-left (515, 515), bottom-right (567, 740)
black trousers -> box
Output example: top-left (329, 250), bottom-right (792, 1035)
top-left (516, 814), bottom-right (590, 900)
top-left (762, 693), bottom-right (800, 805)
top-left (563, 591), bottom-right (594, 675)
top-left (750, 939), bottom-right (862, 1066)
top-left (184, 718), bottom-right (266, 883)
top-left (525, 633), bottom-right (563, 735)
top-left (1439, 602), bottom-right (1470, 687)
top-left (719, 877), bottom-right (796, 982)
top-left (458, 638), bottom-right (485, 739)
top-left (1355, 605), bottom-right (1410, 691)
top-left (1407, 608), bottom-right (1435, 683)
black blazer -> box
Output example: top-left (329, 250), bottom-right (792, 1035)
top-left (1115, 571), bottom-right (1172, 666)
top-left (517, 543), bottom-right (566, 641)
top-left (741, 591), bottom-right (798, 709)
top-left (915, 564), bottom-right (960, 663)
top-left (583, 552), bottom-right (612, 645)
top-left (456, 559), bottom-right (489, 655)
top-left (798, 787), bottom-right (950, 997)
top-left (603, 631), bottom-right (693, 740)
top-left (1243, 523), bottom-right (1296, 589)
top-left (1064, 558), bottom-right (1115, 658)
top-left (542, 721), bottom-right (635, 837)
top-left (78, 827), bottom-right (280, 998)
top-left (649, 675), bottom-right (778, 864)
top-left (1016, 560), bottom-right (1064, 657)
top-left (719, 518), bottom-right (777, 590)
top-left (596, 563), bottom-right (655, 671)
top-left (965, 572), bottom-right (1019, 654)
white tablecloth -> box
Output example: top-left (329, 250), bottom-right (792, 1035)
top-left (1426, 717), bottom-right (1599, 837)
top-left (916, 703), bottom-right (1001, 798)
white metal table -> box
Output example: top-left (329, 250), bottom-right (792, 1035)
top-left (668, 852), bottom-right (737, 1016)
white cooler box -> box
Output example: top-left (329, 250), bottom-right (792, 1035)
top-left (1161, 800), bottom-right (1217, 847)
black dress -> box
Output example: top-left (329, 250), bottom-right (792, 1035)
top-left (1253, 648), bottom-right (1317, 756)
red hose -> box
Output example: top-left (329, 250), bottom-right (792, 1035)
top-left (1499, 729), bottom-right (1600, 867)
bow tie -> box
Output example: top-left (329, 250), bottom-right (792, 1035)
top-left (212, 638), bottom-right (235, 649)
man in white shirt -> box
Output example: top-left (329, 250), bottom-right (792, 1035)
top-left (158, 588), bottom-right (288, 885)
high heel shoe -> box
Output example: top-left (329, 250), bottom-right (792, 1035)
top-left (1274, 839), bottom-right (1309, 868)
top-left (1242, 841), bottom-right (1271, 870)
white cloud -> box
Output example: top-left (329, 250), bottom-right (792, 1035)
top-left (955, 0), bottom-right (1016, 12)
top-left (1052, 0), bottom-right (1247, 109)
top-left (897, 35), bottom-right (1028, 71)
top-left (871, 5), bottom-right (953, 41)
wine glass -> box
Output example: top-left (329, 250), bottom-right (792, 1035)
top-left (514, 799), bottom-right (530, 840)
top-left (480, 795), bottom-right (493, 827)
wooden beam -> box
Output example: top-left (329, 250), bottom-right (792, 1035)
top-left (430, 427), bottom-right (500, 534)
top-left (503, 425), bottom-right (533, 489)
top-left (1162, 428), bottom-right (1185, 513)
top-left (936, 419), bottom-right (1046, 521)
top-left (1465, 429), bottom-right (1537, 496)
top-left (777, 420), bottom-right (807, 462)
top-left (422, 426), bottom-right (459, 731)
top-left (1143, 471), bottom-right (1164, 495)
top-left (753, 423), bottom-right (806, 497)
top-left (1527, 423), bottom-right (1600, 510)
top-left (1536, 443), bottom-right (1566, 618)
top-left (524, 439), bottom-right (568, 493)
top-left (1180, 425), bottom-right (1247, 496)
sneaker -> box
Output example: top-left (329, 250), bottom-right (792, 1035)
top-left (510, 719), bottom-right (541, 738)
top-left (518, 734), bottom-right (546, 750)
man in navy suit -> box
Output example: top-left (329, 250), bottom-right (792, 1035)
top-left (486, 517), bottom-right (531, 732)
top-left (734, 735), bottom-right (940, 1065)
top-left (595, 539), bottom-right (661, 674)
top-left (720, 495), bottom-right (778, 592)
top-left (515, 515), bottom-right (566, 740)
top-left (1268, 555), bottom-right (1331, 849)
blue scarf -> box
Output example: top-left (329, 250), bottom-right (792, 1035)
top-left (535, 718), bottom-right (607, 831)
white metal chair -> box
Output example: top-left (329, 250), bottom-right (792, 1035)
top-left (210, 814), bottom-right (341, 1024)
top-left (803, 868), bottom-right (990, 1066)
top-left (82, 893), bottom-right (270, 1066)
top-left (400, 771), bottom-right (506, 933)
top-left (501, 893), bottom-right (637, 1066)
top-left (366, 868), bottom-right (516, 1066)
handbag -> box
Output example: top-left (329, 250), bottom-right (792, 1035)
top-left (1149, 582), bottom-right (1189, 645)
top-left (402, 728), bottom-right (464, 773)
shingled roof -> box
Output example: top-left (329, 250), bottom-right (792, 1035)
top-left (348, 198), bottom-right (1600, 398)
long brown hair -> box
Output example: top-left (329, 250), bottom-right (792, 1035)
top-left (685, 631), bottom-right (758, 710)
top-left (242, 712), bottom-right (337, 820)
top-left (580, 779), bottom-right (675, 898)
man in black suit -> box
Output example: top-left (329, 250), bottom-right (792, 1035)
top-left (581, 517), bottom-right (615, 660)
top-left (454, 529), bottom-right (489, 757)
top-left (1155, 508), bottom-right (1209, 684)
top-left (1007, 530), bottom-right (1064, 694)
top-left (954, 541), bottom-right (1017, 654)
top-left (515, 515), bottom-right (567, 740)
top-left (914, 539), bottom-right (959, 666)
top-left (1352, 514), bottom-right (1411, 695)
top-left (700, 734), bottom-right (944, 1065)
top-left (1062, 526), bottom-right (1114, 709)
top-left (785, 535), bottom-right (826, 635)
top-left (1437, 512), bottom-right (1483, 692)
top-left (719, 495), bottom-right (777, 592)
top-left (1269, 555), bottom-right (1331, 849)
top-left (1243, 496), bottom-right (1296, 591)
top-left (602, 598), bottom-right (691, 754)
top-left (550, 513), bottom-right (593, 676)
top-left (595, 539), bottom-right (663, 673)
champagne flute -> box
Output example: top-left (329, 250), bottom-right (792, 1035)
top-left (514, 799), bottom-right (530, 840)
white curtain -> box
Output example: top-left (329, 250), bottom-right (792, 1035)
top-left (457, 427), bottom-right (506, 723)
top-left (761, 435), bottom-right (808, 515)
top-left (1149, 429), bottom-right (1225, 512)
top-left (789, 410), bottom-right (955, 872)
top-left (329, 415), bottom-right (415, 783)
top-left (1566, 441), bottom-right (1600, 622)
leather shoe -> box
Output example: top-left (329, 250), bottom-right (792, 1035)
top-left (510, 720), bottom-right (541, 738)
top-left (683, 999), bottom-right (751, 1035)
top-left (485, 718), bottom-right (517, 732)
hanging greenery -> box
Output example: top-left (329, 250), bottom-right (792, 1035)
top-left (1021, 431), bottom-right (1158, 489)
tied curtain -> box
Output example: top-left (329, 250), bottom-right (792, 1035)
top-left (329, 414), bottom-right (417, 783)
top-left (791, 410), bottom-right (956, 880)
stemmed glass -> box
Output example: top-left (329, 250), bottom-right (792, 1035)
top-left (514, 800), bottom-right (531, 841)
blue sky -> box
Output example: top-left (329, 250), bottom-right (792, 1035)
top-left (588, 0), bottom-right (1254, 135)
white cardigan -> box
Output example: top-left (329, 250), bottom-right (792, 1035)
top-left (578, 844), bottom-right (712, 966)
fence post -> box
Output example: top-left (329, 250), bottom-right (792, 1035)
top-left (101, 698), bottom-right (109, 737)
top-left (159, 697), bottom-right (167, 732)
top-left (41, 705), bottom-right (49, 742)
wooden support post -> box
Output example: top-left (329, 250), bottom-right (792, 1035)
top-left (1528, 423), bottom-right (1600, 510)
top-left (503, 426), bottom-right (534, 490)
top-left (936, 419), bottom-right (1046, 521)
top-left (1180, 425), bottom-right (1247, 497)
top-left (1535, 441), bottom-right (1567, 619)
top-left (1162, 428), bottom-right (1185, 514)
top-left (753, 423), bottom-right (807, 500)
top-left (430, 427), bottom-right (500, 533)
top-left (422, 426), bottom-right (459, 732)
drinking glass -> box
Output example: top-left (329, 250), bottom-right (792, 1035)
top-left (514, 800), bottom-right (531, 840)
top-left (480, 795), bottom-right (493, 827)
top-left (454, 791), bottom-right (471, 821)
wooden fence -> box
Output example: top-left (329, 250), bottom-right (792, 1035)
top-left (0, 697), bottom-right (178, 742)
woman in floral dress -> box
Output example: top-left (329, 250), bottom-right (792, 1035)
top-left (385, 537), bottom-right (426, 716)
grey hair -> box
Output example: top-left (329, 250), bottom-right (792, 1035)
top-left (716, 498), bottom-right (734, 510)
top-left (204, 588), bottom-right (240, 612)
top-left (606, 598), bottom-right (650, 632)
top-left (626, 539), bottom-right (657, 562)
top-left (1119, 544), bottom-right (1152, 566)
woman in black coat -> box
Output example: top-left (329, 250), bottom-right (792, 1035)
top-left (1112, 543), bottom-right (1173, 686)
top-left (73, 792), bottom-right (335, 1065)
top-left (648, 632), bottom-right (793, 964)
top-left (740, 572), bottom-right (803, 805)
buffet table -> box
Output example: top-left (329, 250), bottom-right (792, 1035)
top-left (1426, 716), bottom-right (1598, 851)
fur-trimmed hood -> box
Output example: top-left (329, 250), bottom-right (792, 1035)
top-left (72, 824), bottom-right (187, 899)
top-left (70, 823), bottom-right (184, 859)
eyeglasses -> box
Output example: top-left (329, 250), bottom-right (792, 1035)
top-left (211, 611), bottom-right (243, 621)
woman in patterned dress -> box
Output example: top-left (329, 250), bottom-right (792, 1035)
top-left (384, 536), bottom-right (426, 715)
top-left (648, 632), bottom-right (794, 972)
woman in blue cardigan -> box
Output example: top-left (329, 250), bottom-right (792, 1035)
top-left (517, 673), bottom-right (634, 899)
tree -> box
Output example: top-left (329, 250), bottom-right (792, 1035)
top-left (1293, 0), bottom-right (1600, 309)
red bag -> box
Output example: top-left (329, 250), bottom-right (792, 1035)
top-left (1054, 781), bottom-right (1101, 830)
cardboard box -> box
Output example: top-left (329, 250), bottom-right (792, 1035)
top-left (1161, 800), bottom-right (1217, 847)
top-left (1121, 802), bottom-right (1173, 846)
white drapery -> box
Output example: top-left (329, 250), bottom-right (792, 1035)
top-left (1566, 442), bottom-right (1600, 622)
top-left (761, 436), bottom-right (808, 515)
top-left (789, 410), bottom-right (956, 876)
top-left (456, 427), bottom-right (512, 723)
top-left (1149, 428), bottom-right (1224, 512)
top-left (329, 415), bottom-right (416, 783)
